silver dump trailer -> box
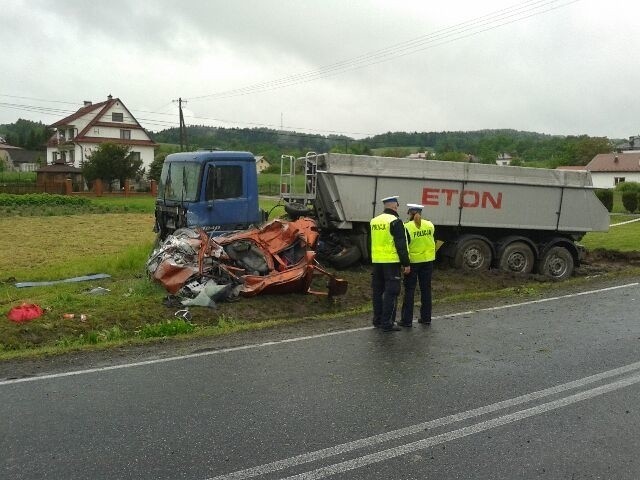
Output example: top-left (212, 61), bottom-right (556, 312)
top-left (281, 152), bottom-right (609, 279)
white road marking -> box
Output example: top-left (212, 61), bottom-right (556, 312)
top-left (436, 282), bottom-right (639, 320)
top-left (0, 282), bottom-right (637, 387)
top-left (283, 373), bottom-right (640, 480)
top-left (207, 360), bottom-right (640, 480)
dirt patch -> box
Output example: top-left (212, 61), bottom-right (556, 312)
top-left (584, 249), bottom-right (640, 265)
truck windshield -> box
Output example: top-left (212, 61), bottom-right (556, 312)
top-left (159, 161), bottom-right (201, 202)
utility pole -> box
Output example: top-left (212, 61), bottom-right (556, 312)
top-left (174, 97), bottom-right (189, 151)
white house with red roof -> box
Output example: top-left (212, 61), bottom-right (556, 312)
top-left (583, 153), bottom-right (640, 188)
top-left (46, 95), bottom-right (157, 174)
top-left (557, 150), bottom-right (640, 188)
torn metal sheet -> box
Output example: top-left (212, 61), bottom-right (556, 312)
top-left (15, 274), bottom-right (112, 288)
top-left (147, 218), bottom-right (348, 304)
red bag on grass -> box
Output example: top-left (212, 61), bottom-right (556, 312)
top-left (7, 303), bottom-right (44, 323)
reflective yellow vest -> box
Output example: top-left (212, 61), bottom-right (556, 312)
top-left (405, 219), bottom-right (435, 263)
top-left (370, 213), bottom-right (401, 263)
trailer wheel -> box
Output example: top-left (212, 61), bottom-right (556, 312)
top-left (538, 246), bottom-right (574, 280)
top-left (327, 245), bottom-right (362, 269)
top-left (284, 202), bottom-right (312, 219)
top-left (498, 242), bottom-right (534, 274)
top-left (452, 237), bottom-right (492, 272)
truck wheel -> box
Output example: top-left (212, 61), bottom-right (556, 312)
top-left (452, 238), bottom-right (492, 272)
top-left (499, 242), bottom-right (534, 274)
top-left (538, 246), bottom-right (574, 280)
top-left (327, 245), bottom-right (362, 269)
top-left (284, 202), bottom-right (312, 219)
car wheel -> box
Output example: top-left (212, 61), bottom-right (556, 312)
top-left (327, 244), bottom-right (362, 269)
top-left (284, 202), bottom-right (312, 219)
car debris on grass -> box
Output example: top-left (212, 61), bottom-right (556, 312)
top-left (147, 218), bottom-right (348, 308)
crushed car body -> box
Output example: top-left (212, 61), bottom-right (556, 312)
top-left (147, 218), bottom-right (348, 306)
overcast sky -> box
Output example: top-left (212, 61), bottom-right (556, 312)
top-left (2, 0), bottom-right (638, 139)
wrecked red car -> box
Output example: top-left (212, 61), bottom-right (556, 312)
top-left (147, 218), bottom-right (347, 306)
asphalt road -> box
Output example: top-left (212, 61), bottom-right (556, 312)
top-left (2, 279), bottom-right (640, 480)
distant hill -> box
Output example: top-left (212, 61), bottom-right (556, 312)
top-left (151, 125), bottom-right (612, 167)
top-left (0, 118), bottom-right (613, 169)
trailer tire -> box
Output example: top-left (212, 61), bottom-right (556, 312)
top-left (498, 241), bottom-right (534, 274)
top-left (538, 246), bottom-right (574, 280)
top-left (327, 245), bottom-right (362, 269)
top-left (285, 202), bottom-right (312, 219)
top-left (452, 237), bottom-right (492, 272)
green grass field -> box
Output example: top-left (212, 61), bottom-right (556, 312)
top-left (0, 194), bottom-right (637, 360)
top-left (582, 216), bottom-right (640, 252)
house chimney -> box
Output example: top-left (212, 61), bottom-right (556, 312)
top-left (107, 94), bottom-right (113, 100)
top-left (83, 100), bottom-right (92, 107)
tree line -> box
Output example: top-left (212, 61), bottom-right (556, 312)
top-left (0, 119), bottom-right (53, 150)
top-left (154, 125), bottom-right (615, 169)
top-left (1, 118), bottom-right (618, 174)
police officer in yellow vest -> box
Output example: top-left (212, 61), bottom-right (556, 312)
top-left (400, 203), bottom-right (435, 327)
top-left (370, 195), bottom-right (411, 332)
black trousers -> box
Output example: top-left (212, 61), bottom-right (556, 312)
top-left (371, 263), bottom-right (402, 329)
top-left (401, 261), bottom-right (433, 325)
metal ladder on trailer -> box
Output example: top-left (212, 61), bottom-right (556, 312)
top-left (279, 152), bottom-right (318, 206)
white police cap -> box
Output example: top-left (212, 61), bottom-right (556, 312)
top-left (406, 203), bottom-right (424, 210)
top-left (380, 195), bottom-right (399, 203)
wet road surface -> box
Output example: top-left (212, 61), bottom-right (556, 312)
top-left (2, 280), bottom-right (639, 479)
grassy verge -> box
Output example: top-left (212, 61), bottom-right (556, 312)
top-left (581, 214), bottom-right (640, 252)
top-left (1, 205), bottom-right (638, 360)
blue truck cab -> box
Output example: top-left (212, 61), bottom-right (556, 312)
top-left (154, 151), bottom-right (265, 239)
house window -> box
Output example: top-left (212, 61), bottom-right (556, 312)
top-left (68, 129), bottom-right (75, 140)
top-left (614, 177), bottom-right (626, 185)
top-left (52, 152), bottom-right (59, 162)
top-left (69, 150), bottom-right (75, 164)
top-left (120, 129), bottom-right (131, 140)
top-left (93, 128), bottom-right (100, 134)
top-left (112, 112), bottom-right (124, 122)
top-left (61, 151), bottom-right (67, 163)
top-left (129, 151), bottom-right (141, 163)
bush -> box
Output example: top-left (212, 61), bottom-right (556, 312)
top-left (621, 191), bottom-right (639, 213)
top-left (595, 189), bottom-right (613, 212)
top-left (0, 193), bottom-right (90, 207)
top-left (615, 181), bottom-right (640, 193)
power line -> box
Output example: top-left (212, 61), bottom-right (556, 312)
top-left (186, 0), bottom-right (579, 101)
top-left (0, 1), bottom-right (579, 137)
top-left (0, 100), bottom-right (370, 142)
top-left (0, 99), bottom-right (376, 137)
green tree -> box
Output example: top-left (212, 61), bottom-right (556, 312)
top-left (615, 181), bottom-right (640, 193)
top-left (149, 152), bottom-right (167, 181)
top-left (621, 191), bottom-right (639, 213)
top-left (82, 143), bottom-right (142, 191)
top-left (595, 189), bottom-right (613, 212)
top-left (441, 151), bottom-right (467, 162)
